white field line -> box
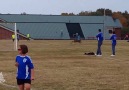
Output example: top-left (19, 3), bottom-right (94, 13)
top-left (0, 82), bottom-right (17, 88)
top-left (0, 72), bottom-right (35, 90)
top-left (0, 72), bottom-right (17, 88)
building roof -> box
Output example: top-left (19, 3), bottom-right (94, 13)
top-left (0, 14), bottom-right (116, 24)
top-left (114, 19), bottom-right (123, 28)
top-left (0, 14), bottom-right (122, 39)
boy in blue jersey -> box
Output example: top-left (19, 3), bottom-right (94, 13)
top-left (110, 31), bottom-right (117, 56)
top-left (96, 29), bottom-right (103, 56)
top-left (15, 45), bottom-right (34, 90)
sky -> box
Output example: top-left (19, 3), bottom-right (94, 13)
top-left (0, 0), bottom-right (129, 15)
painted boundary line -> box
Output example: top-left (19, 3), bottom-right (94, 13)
top-left (0, 82), bottom-right (17, 88)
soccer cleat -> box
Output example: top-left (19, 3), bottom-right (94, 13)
top-left (111, 54), bottom-right (115, 56)
top-left (96, 55), bottom-right (102, 56)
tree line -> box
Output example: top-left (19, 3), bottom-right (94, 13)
top-left (61, 8), bottom-right (129, 37)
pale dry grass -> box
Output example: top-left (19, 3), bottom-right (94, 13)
top-left (0, 40), bottom-right (129, 90)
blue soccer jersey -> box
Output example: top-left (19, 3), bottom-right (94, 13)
top-left (110, 34), bottom-right (117, 45)
top-left (96, 32), bottom-right (103, 42)
top-left (16, 55), bottom-right (34, 79)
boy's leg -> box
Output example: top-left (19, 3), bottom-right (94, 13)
top-left (18, 85), bottom-right (24, 90)
top-left (25, 83), bottom-right (31, 90)
top-left (96, 42), bottom-right (99, 55)
top-left (24, 79), bottom-right (31, 90)
top-left (97, 42), bottom-right (102, 55)
top-left (112, 44), bottom-right (115, 55)
top-left (17, 79), bottom-right (24, 90)
top-left (99, 42), bottom-right (102, 55)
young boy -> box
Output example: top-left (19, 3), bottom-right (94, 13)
top-left (12, 34), bottom-right (15, 42)
top-left (110, 31), bottom-right (117, 56)
top-left (96, 29), bottom-right (104, 56)
top-left (15, 45), bottom-right (34, 90)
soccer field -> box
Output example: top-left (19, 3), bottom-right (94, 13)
top-left (0, 40), bottom-right (129, 90)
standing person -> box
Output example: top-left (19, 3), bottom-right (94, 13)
top-left (15, 45), bottom-right (34, 90)
top-left (75, 33), bottom-right (78, 41)
top-left (96, 29), bottom-right (103, 56)
top-left (27, 34), bottom-right (30, 41)
top-left (124, 34), bottom-right (128, 40)
top-left (12, 33), bottom-right (15, 42)
top-left (110, 31), bottom-right (117, 56)
top-left (60, 30), bottom-right (63, 39)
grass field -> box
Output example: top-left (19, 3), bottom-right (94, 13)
top-left (0, 40), bottom-right (129, 90)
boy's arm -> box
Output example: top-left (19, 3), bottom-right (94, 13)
top-left (110, 35), bottom-right (113, 40)
top-left (15, 56), bottom-right (19, 67)
top-left (96, 33), bottom-right (100, 38)
top-left (96, 34), bottom-right (98, 38)
top-left (31, 69), bottom-right (34, 80)
top-left (27, 56), bottom-right (34, 80)
top-left (15, 62), bottom-right (19, 67)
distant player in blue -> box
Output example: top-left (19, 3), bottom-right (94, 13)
top-left (96, 29), bottom-right (103, 56)
top-left (15, 45), bottom-right (34, 90)
top-left (110, 31), bottom-right (117, 56)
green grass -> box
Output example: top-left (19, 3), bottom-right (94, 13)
top-left (0, 40), bottom-right (129, 90)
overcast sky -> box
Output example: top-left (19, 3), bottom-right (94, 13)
top-left (0, 0), bottom-right (128, 15)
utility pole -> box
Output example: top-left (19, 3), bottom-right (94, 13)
top-left (14, 23), bottom-right (17, 51)
top-left (103, 9), bottom-right (106, 40)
